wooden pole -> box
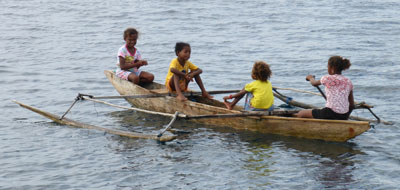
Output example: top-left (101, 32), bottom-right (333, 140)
top-left (158, 111), bottom-right (179, 137)
top-left (272, 86), bottom-right (322, 96)
top-left (82, 96), bottom-right (178, 117)
top-left (273, 93), bottom-right (392, 125)
top-left (12, 100), bottom-right (177, 142)
top-left (273, 86), bottom-right (373, 108)
top-left (83, 97), bottom-right (298, 118)
top-left (89, 90), bottom-right (241, 100)
top-left (81, 96), bottom-right (301, 119)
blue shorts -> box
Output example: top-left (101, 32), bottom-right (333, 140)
top-left (244, 93), bottom-right (274, 111)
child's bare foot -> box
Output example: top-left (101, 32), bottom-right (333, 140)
top-left (223, 100), bottom-right (233, 110)
top-left (176, 95), bottom-right (188, 101)
top-left (202, 93), bottom-right (214, 99)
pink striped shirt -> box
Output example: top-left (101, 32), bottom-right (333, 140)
top-left (321, 74), bottom-right (353, 114)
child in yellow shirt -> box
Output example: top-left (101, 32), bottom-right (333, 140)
top-left (165, 42), bottom-right (213, 101)
top-left (223, 61), bottom-right (274, 111)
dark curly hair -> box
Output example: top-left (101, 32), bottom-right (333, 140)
top-left (123, 28), bottom-right (139, 40)
top-left (175, 42), bottom-right (190, 56)
top-left (252, 61), bottom-right (272, 81)
top-left (328, 56), bottom-right (351, 73)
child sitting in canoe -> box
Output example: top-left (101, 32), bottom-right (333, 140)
top-left (296, 56), bottom-right (354, 120)
top-left (165, 42), bottom-right (213, 101)
top-left (223, 61), bottom-right (274, 111)
top-left (116, 28), bottom-right (154, 85)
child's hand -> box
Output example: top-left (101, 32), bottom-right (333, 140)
top-left (137, 60), bottom-right (148, 67)
top-left (185, 74), bottom-right (194, 82)
top-left (141, 60), bottom-right (148, 66)
top-left (223, 95), bottom-right (233, 101)
top-left (306, 75), bottom-right (315, 81)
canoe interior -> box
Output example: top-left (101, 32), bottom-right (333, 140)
top-left (140, 81), bottom-right (243, 111)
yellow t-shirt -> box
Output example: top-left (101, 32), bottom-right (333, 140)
top-left (165, 58), bottom-right (198, 86)
top-left (244, 80), bottom-right (274, 109)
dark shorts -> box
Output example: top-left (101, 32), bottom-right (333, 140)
top-left (312, 107), bottom-right (350, 120)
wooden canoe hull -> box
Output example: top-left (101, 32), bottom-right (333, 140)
top-left (104, 70), bottom-right (370, 142)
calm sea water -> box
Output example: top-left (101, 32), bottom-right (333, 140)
top-left (1, 0), bottom-right (400, 189)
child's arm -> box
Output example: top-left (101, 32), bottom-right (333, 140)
top-left (119, 56), bottom-right (145, 70)
top-left (223, 89), bottom-right (247, 101)
top-left (306, 75), bottom-right (321, 86)
top-left (187, 68), bottom-right (202, 81)
top-left (348, 90), bottom-right (355, 112)
top-left (170, 68), bottom-right (188, 78)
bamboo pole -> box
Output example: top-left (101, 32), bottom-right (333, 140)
top-left (82, 97), bottom-right (297, 119)
top-left (88, 85), bottom-right (373, 108)
top-left (90, 90), bottom-right (241, 100)
top-left (12, 100), bottom-right (177, 142)
top-left (158, 111), bottom-right (179, 137)
top-left (82, 97), bottom-right (179, 117)
top-left (273, 86), bottom-right (322, 96)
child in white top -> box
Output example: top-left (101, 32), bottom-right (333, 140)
top-left (116, 28), bottom-right (154, 85)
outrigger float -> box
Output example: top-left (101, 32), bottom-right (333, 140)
top-left (13, 70), bottom-right (392, 143)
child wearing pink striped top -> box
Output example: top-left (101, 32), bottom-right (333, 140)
top-left (116, 28), bottom-right (154, 85)
top-left (296, 56), bottom-right (354, 120)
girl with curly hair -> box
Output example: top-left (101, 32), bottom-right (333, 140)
top-left (223, 61), bottom-right (274, 111)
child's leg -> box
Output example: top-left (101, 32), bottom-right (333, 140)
top-left (224, 94), bottom-right (245, 110)
top-left (127, 73), bottom-right (140, 84)
top-left (295, 109), bottom-right (313, 118)
top-left (139, 71), bottom-right (154, 83)
top-left (223, 89), bottom-right (246, 110)
top-left (193, 73), bottom-right (213, 99)
top-left (169, 75), bottom-right (187, 101)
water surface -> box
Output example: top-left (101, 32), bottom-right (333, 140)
top-left (1, 0), bottom-right (399, 189)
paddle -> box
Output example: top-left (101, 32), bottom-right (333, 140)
top-left (306, 75), bottom-right (327, 100)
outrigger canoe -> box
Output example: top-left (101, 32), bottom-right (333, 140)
top-left (104, 70), bottom-right (370, 142)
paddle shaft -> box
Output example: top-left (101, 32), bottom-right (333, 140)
top-left (306, 75), bottom-right (327, 100)
top-left (315, 86), bottom-right (327, 100)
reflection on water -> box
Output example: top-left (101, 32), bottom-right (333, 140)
top-left (238, 132), bottom-right (363, 188)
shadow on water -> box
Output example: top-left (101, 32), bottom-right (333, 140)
top-left (107, 109), bottom-right (364, 188)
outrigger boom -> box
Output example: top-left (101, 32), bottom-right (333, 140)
top-left (12, 100), bottom-right (177, 142)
